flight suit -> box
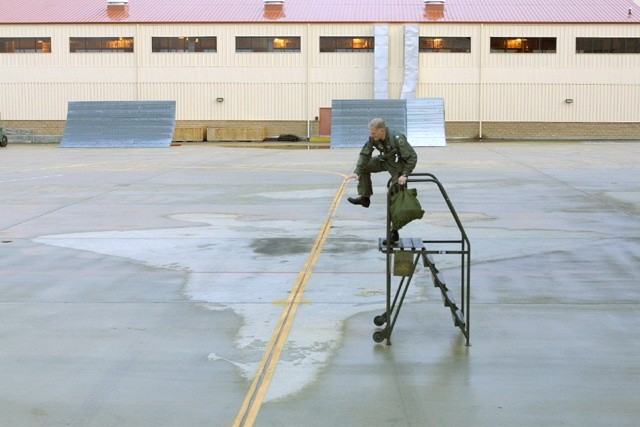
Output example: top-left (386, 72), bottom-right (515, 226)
top-left (353, 127), bottom-right (418, 197)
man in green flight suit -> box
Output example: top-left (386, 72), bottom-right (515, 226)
top-left (347, 118), bottom-right (418, 242)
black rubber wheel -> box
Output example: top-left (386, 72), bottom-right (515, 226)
top-left (373, 331), bottom-right (384, 343)
top-left (373, 313), bottom-right (387, 326)
top-left (0, 136), bottom-right (7, 147)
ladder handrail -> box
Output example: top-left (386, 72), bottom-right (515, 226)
top-left (388, 172), bottom-right (470, 251)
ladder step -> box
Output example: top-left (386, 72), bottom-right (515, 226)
top-left (422, 252), bottom-right (466, 334)
top-left (451, 309), bottom-right (465, 328)
top-left (423, 253), bottom-right (438, 272)
top-left (434, 272), bottom-right (447, 289)
top-left (378, 237), bottom-right (425, 252)
top-left (431, 269), bottom-right (458, 310)
top-left (398, 237), bottom-right (424, 250)
top-left (411, 237), bottom-right (424, 250)
top-left (440, 290), bottom-right (458, 311)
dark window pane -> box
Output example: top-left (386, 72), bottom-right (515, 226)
top-left (576, 37), bottom-right (640, 54)
top-left (70, 37), bottom-right (133, 53)
top-left (0, 37), bottom-right (51, 53)
top-left (491, 37), bottom-right (555, 53)
top-left (236, 36), bottom-right (300, 52)
top-left (319, 37), bottom-right (374, 52)
top-left (420, 37), bottom-right (470, 52)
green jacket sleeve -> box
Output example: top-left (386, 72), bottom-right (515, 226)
top-left (394, 133), bottom-right (418, 176)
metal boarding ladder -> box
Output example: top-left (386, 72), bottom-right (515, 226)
top-left (372, 173), bottom-right (471, 346)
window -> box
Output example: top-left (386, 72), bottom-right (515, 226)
top-left (236, 36), bottom-right (300, 52)
top-left (320, 37), bottom-right (374, 52)
top-left (576, 38), bottom-right (640, 53)
top-left (419, 37), bottom-right (470, 53)
top-left (70, 37), bottom-right (134, 53)
top-left (490, 37), bottom-right (556, 53)
top-left (152, 37), bottom-right (217, 52)
top-left (0, 37), bottom-right (51, 53)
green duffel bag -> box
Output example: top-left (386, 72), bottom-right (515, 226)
top-left (389, 183), bottom-right (425, 230)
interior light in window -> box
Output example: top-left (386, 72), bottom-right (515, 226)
top-left (352, 38), bottom-right (368, 49)
top-left (506, 38), bottom-right (522, 49)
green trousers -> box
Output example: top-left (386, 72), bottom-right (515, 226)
top-left (357, 158), bottom-right (403, 197)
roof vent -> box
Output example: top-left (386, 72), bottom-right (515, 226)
top-left (107, 0), bottom-right (129, 19)
top-left (264, 0), bottom-right (285, 20)
top-left (424, 0), bottom-right (445, 20)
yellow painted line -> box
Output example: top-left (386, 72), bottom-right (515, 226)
top-left (233, 176), bottom-right (349, 427)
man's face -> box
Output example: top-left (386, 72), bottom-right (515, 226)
top-left (370, 127), bottom-right (386, 141)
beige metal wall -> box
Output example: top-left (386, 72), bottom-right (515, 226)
top-left (414, 24), bottom-right (640, 123)
top-left (1, 22), bottom-right (639, 126)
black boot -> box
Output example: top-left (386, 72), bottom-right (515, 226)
top-left (347, 196), bottom-right (370, 208)
top-left (382, 229), bottom-right (400, 245)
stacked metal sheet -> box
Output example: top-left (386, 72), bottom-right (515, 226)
top-left (406, 98), bottom-right (446, 147)
top-left (60, 101), bottom-right (176, 148)
top-left (330, 100), bottom-right (406, 149)
top-left (330, 98), bottom-right (446, 148)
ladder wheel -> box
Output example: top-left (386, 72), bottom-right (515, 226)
top-left (372, 331), bottom-right (384, 343)
top-left (373, 314), bottom-right (387, 326)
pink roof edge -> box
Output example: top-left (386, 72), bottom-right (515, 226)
top-left (1, 0), bottom-right (639, 25)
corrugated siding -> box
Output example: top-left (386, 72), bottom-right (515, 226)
top-left (1, 22), bottom-right (639, 124)
top-left (309, 83), bottom-right (374, 112)
top-left (481, 83), bottom-right (640, 122)
top-left (308, 24), bottom-right (375, 76)
top-left (418, 25), bottom-right (480, 70)
top-left (415, 81), bottom-right (640, 123)
top-left (416, 83), bottom-right (479, 121)
top-left (140, 82), bottom-right (309, 121)
top-left (0, 83), bottom-right (138, 120)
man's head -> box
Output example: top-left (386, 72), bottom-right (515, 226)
top-left (369, 118), bottom-right (387, 141)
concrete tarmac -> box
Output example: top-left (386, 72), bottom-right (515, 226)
top-left (0, 142), bottom-right (639, 426)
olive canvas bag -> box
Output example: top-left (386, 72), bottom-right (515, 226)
top-left (389, 183), bottom-right (425, 230)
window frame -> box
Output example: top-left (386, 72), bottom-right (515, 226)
top-left (235, 36), bottom-right (301, 53)
top-left (0, 37), bottom-right (51, 53)
top-left (576, 37), bottom-right (640, 54)
top-left (490, 37), bottom-right (557, 53)
top-left (419, 37), bottom-right (471, 53)
top-left (151, 36), bottom-right (217, 53)
top-left (319, 36), bottom-right (375, 52)
top-left (69, 37), bottom-right (134, 53)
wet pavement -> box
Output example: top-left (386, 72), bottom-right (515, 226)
top-left (0, 142), bottom-right (639, 426)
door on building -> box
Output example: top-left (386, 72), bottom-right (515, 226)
top-left (319, 108), bottom-right (332, 136)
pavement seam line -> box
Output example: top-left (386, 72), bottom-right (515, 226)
top-left (233, 176), bottom-right (348, 427)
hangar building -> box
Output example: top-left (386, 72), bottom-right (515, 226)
top-left (1, 0), bottom-right (639, 142)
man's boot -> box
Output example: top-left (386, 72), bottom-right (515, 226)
top-left (347, 196), bottom-right (370, 208)
top-left (382, 229), bottom-right (400, 245)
